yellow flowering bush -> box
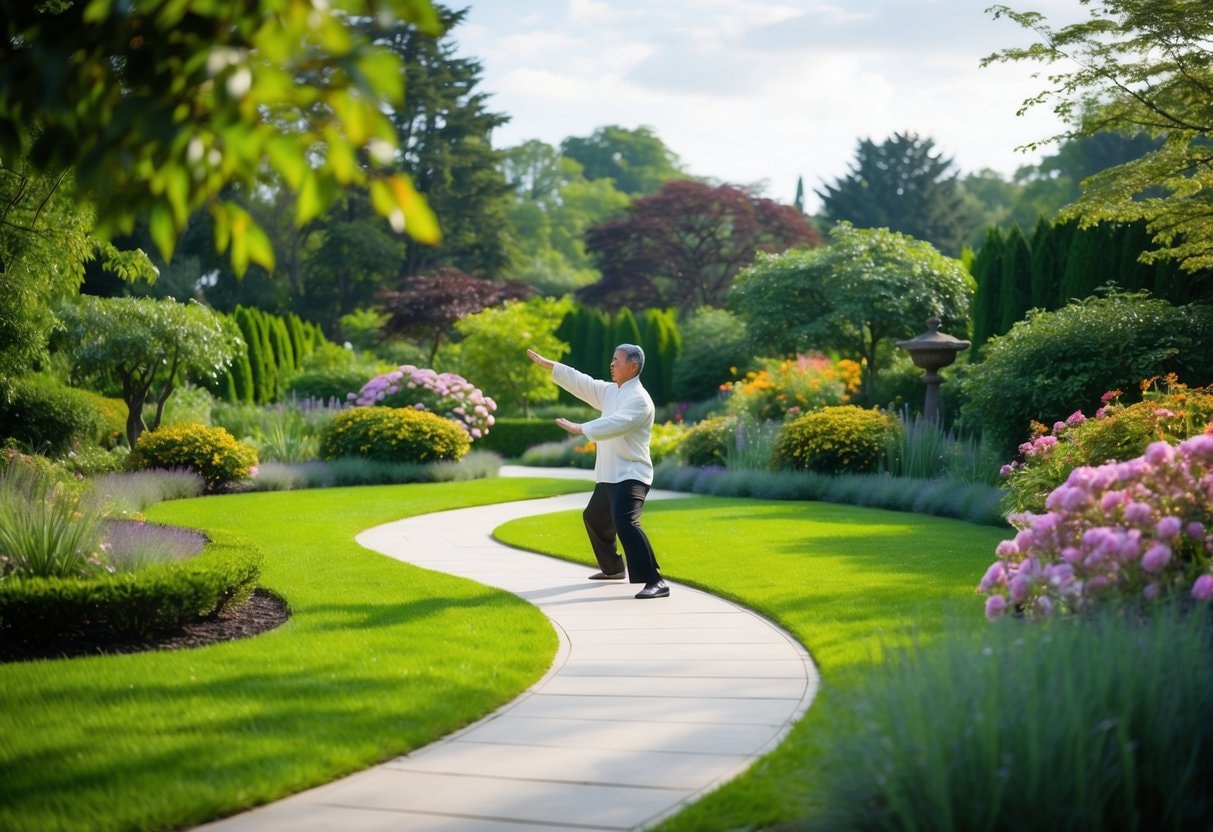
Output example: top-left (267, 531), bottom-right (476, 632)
top-left (319, 406), bottom-right (470, 464)
top-left (774, 405), bottom-right (899, 474)
top-left (128, 423), bottom-right (257, 492)
top-left (722, 352), bottom-right (862, 422)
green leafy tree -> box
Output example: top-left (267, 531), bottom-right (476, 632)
top-left (1029, 217), bottom-right (1069, 310)
top-left (58, 296), bottom-right (242, 446)
top-left (1, 0), bottom-right (443, 274)
top-left (560, 125), bottom-right (685, 196)
top-left (817, 132), bottom-right (973, 256)
top-left (501, 140), bottom-right (630, 293)
top-left (984, 1), bottom-right (1213, 272)
top-left (1011, 131), bottom-right (1163, 224)
top-left (0, 156), bottom-right (157, 385)
top-left (730, 224), bottom-right (974, 398)
top-left (454, 296), bottom-right (573, 415)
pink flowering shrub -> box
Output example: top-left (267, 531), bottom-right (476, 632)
top-left (1001, 377), bottom-right (1213, 514)
top-left (349, 365), bottom-right (496, 440)
top-left (980, 433), bottom-right (1213, 621)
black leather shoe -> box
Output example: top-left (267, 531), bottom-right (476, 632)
top-left (589, 571), bottom-right (625, 580)
top-left (635, 580), bottom-right (669, 599)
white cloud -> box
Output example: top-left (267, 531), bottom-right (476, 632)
top-left (457, 0), bottom-right (1085, 209)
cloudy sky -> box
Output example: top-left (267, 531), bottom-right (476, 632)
top-left (454, 0), bottom-right (1090, 211)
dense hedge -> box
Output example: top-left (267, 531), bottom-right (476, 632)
top-left (0, 375), bottom-right (106, 455)
top-left (0, 529), bottom-right (262, 645)
top-left (319, 406), bottom-right (470, 463)
top-left (474, 418), bottom-right (568, 459)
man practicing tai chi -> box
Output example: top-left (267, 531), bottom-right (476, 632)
top-left (526, 344), bottom-right (669, 599)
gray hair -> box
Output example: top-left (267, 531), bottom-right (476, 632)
top-left (616, 343), bottom-right (645, 373)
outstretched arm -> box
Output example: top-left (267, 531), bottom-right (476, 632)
top-left (526, 348), bottom-right (554, 370)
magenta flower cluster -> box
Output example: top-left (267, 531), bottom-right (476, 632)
top-left (349, 365), bottom-right (496, 439)
top-left (980, 432), bottom-right (1213, 621)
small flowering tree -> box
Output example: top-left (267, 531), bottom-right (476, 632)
top-left (349, 365), bottom-right (496, 439)
top-left (979, 432), bottom-right (1213, 621)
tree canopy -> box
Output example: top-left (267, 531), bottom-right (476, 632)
top-left (453, 296), bottom-right (572, 415)
top-left (501, 139), bottom-right (630, 294)
top-left (581, 180), bottom-right (819, 314)
top-left (817, 132), bottom-right (973, 257)
top-left (1, 0), bottom-right (443, 273)
top-left (379, 268), bottom-right (530, 364)
top-left (730, 224), bottom-right (975, 398)
top-left (984, 0), bottom-right (1213, 272)
top-left (560, 126), bottom-right (686, 196)
top-left (58, 296), bottom-right (242, 446)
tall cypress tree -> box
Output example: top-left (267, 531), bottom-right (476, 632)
top-left (1029, 217), bottom-right (1063, 311)
top-left (999, 226), bottom-right (1033, 333)
top-left (970, 227), bottom-right (1005, 353)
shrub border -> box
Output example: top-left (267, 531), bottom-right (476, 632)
top-left (0, 529), bottom-right (263, 645)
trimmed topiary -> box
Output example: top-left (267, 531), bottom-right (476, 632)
top-left (319, 406), bottom-right (471, 464)
top-left (774, 405), bottom-right (899, 474)
top-left (128, 423), bottom-right (258, 492)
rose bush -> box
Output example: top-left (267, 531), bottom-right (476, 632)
top-left (980, 431), bottom-right (1213, 621)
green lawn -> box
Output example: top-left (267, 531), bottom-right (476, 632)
top-left (492, 496), bottom-right (1010, 830)
top-left (0, 477), bottom-right (591, 832)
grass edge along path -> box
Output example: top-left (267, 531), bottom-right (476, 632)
top-left (492, 495), bottom-right (1009, 831)
top-left (0, 477), bottom-right (592, 832)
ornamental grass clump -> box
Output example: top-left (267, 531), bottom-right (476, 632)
top-left (802, 606), bottom-right (1213, 831)
top-left (350, 365), bottom-right (496, 439)
top-left (0, 464), bottom-right (106, 580)
top-left (980, 432), bottom-right (1213, 621)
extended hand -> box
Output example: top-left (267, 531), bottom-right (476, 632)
top-left (526, 348), bottom-right (554, 369)
top-left (555, 417), bottom-right (583, 435)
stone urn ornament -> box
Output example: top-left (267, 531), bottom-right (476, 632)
top-left (895, 316), bottom-right (970, 424)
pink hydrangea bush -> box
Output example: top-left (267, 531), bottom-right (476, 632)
top-left (980, 432), bottom-right (1213, 621)
top-left (349, 365), bottom-right (496, 439)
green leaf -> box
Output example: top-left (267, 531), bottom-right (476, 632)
top-left (148, 201), bottom-right (177, 261)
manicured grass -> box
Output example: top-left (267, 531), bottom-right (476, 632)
top-left (0, 477), bottom-right (591, 832)
top-left (492, 496), bottom-right (1009, 830)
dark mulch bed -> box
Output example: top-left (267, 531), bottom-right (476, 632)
top-left (0, 588), bottom-right (290, 664)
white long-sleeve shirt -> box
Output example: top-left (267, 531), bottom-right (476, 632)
top-left (551, 362), bottom-right (655, 485)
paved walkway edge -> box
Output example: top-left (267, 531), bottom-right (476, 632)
top-left (197, 473), bottom-right (819, 831)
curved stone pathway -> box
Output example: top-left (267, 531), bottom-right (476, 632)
top-left (198, 469), bottom-right (818, 831)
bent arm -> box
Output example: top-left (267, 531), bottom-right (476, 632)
top-left (552, 362), bottom-right (610, 410)
top-left (581, 396), bottom-right (651, 442)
